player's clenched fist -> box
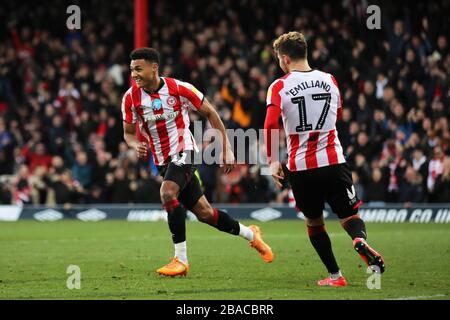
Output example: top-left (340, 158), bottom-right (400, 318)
top-left (220, 147), bottom-right (235, 174)
top-left (270, 161), bottom-right (284, 189)
top-left (135, 141), bottom-right (148, 158)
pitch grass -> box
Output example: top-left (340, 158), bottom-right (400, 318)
top-left (0, 220), bottom-right (449, 300)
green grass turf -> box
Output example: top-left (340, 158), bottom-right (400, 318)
top-left (0, 220), bottom-right (449, 300)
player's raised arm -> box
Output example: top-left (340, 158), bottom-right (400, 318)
top-left (197, 97), bottom-right (235, 174)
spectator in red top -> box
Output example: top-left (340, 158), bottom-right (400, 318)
top-left (10, 26), bottom-right (37, 59)
top-left (22, 142), bottom-right (52, 173)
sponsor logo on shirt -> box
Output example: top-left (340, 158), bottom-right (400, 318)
top-left (152, 98), bottom-right (162, 111)
top-left (143, 110), bottom-right (180, 122)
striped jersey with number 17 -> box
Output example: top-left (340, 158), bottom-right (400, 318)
top-left (121, 77), bottom-right (204, 166)
top-left (266, 70), bottom-right (346, 172)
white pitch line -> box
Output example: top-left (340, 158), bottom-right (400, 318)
top-left (389, 294), bottom-right (448, 300)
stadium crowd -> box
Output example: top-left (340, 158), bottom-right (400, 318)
top-left (0, 0), bottom-right (449, 207)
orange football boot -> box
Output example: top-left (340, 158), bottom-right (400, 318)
top-left (249, 225), bottom-right (274, 263)
top-left (156, 257), bottom-right (189, 277)
top-left (317, 276), bottom-right (348, 287)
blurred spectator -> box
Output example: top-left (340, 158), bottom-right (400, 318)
top-left (399, 165), bottom-right (425, 204)
top-left (0, 180), bottom-right (12, 204)
top-left (131, 168), bottom-right (162, 203)
top-left (107, 167), bottom-right (132, 203)
top-left (348, 132), bottom-right (374, 164)
top-left (71, 151), bottom-right (92, 188)
top-left (51, 169), bottom-right (85, 205)
top-left (433, 157), bottom-right (450, 202)
top-left (21, 142), bottom-right (52, 173)
top-left (352, 171), bottom-right (365, 202)
top-left (91, 151), bottom-right (111, 188)
top-left (86, 184), bottom-right (107, 204)
top-left (49, 156), bottom-right (66, 175)
top-left (48, 114), bottom-right (66, 156)
top-left (30, 165), bottom-right (51, 204)
top-left (0, 117), bottom-right (13, 153)
top-left (12, 164), bottom-right (31, 205)
top-left (0, 149), bottom-right (13, 175)
top-left (237, 165), bottom-right (271, 203)
top-left (428, 146), bottom-right (446, 202)
top-left (364, 168), bottom-right (387, 203)
top-left (412, 147), bottom-right (429, 193)
top-left (352, 153), bottom-right (371, 186)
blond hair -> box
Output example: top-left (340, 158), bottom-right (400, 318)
top-left (273, 31), bottom-right (308, 60)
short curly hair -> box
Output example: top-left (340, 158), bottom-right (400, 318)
top-left (130, 47), bottom-right (160, 64)
top-left (273, 31), bottom-right (308, 60)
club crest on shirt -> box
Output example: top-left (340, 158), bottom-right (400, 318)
top-left (167, 96), bottom-right (177, 106)
top-left (152, 98), bottom-right (162, 111)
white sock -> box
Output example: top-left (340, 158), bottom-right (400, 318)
top-left (174, 241), bottom-right (187, 264)
top-left (330, 270), bottom-right (342, 280)
top-left (239, 223), bottom-right (254, 241)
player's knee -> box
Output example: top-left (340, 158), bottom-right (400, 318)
top-left (160, 188), bottom-right (177, 204)
top-left (305, 216), bottom-right (325, 226)
top-left (195, 206), bottom-right (214, 224)
top-left (340, 214), bottom-right (360, 225)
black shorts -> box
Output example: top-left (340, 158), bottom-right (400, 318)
top-left (285, 163), bottom-right (361, 219)
top-left (157, 151), bottom-right (203, 211)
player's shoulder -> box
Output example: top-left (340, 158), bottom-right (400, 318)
top-left (161, 76), bottom-right (175, 83)
top-left (268, 73), bottom-right (291, 90)
top-left (313, 69), bottom-right (334, 79)
top-left (315, 70), bottom-right (339, 87)
top-left (123, 84), bottom-right (141, 99)
top-left (121, 86), bottom-right (134, 105)
top-left (170, 78), bottom-right (203, 99)
top-left (274, 73), bottom-right (292, 83)
top-left (164, 77), bottom-right (188, 87)
top-left (158, 76), bottom-right (180, 91)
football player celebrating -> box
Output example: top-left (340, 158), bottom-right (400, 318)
top-left (264, 32), bottom-right (385, 286)
top-left (122, 48), bottom-right (273, 277)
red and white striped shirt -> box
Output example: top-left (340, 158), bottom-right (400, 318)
top-left (265, 70), bottom-right (346, 171)
top-left (121, 77), bottom-right (204, 165)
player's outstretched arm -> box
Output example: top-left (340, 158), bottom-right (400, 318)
top-left (123, 122), bottom-right (148, 159)
top-left (197, 98), bottom-right (235, 174)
